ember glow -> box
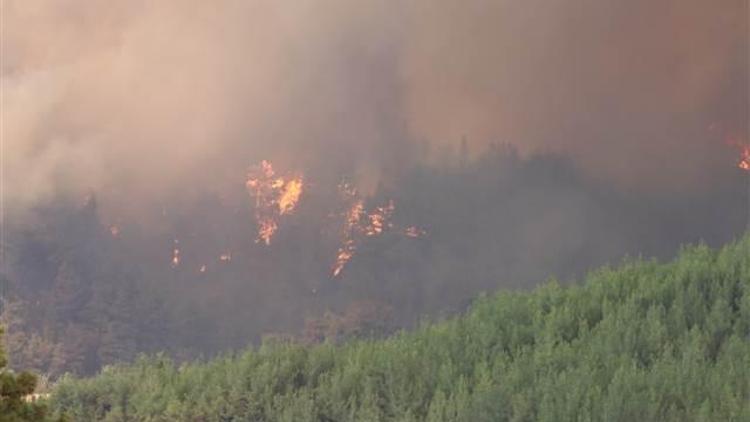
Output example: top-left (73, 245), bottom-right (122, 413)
top-left (331, 184), bottom-right (425, 277)
top-left (171, 240), bottom-right (181, 268)
top-left (278, 179), bottom-right (304, 215)
top-left (739, 147), bottom-right (750, 171)
top-left (246, 160), bottom-right (304, 245)
top-left (404, 226), bottom-right (427, 238)
top-left (332, 239), bottom-right (356, 278)
top-left (256, 220), bottom-right (278, 246)
top-left (332, 184), bottom-right (362, 277)
top-left (725, 138), bottom-right (750, 171)
top-left (364, 201), bottom-right (395, 237)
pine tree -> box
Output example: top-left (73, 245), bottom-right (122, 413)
top-left (0, 326), bottom-right (49, 422)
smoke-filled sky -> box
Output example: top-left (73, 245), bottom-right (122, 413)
top-left (4, 0), bottom-right (748, 215)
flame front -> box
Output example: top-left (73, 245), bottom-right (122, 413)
top-left (278, 178), bottom-right (303, 215)
top-left (739, 146), bottom-right (750, 171)
top-left (256, 219), bottom-right (278, 245)
top-left (364, 201), bottom-right (394, 236)
top-left (332, 239), bottom-right (356, 277)
top-left (331, 184), bottom-right (425, 277)
top-left (331, 194), bottom-right (364, 277)
top-left (171, 239), bottom-right (181, 268)
top-left (246, 160), bottom-right (304, 245)
top-left (163, 165), bottom-right (428, 277)
top-left (725, 137), bottom-right (750, 171)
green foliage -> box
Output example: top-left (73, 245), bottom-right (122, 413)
top-left (49, 237), bottom-right (750, 421)
top-left (0, 326), bottom-right (59, 422)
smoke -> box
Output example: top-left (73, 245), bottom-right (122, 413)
top-left (401, 0), bottom-right (747, 191)
top-left (3, 1), bottom-right (749, 371)
top-left (4, 0), bottom-right (746, 215)
top-left (4, 0), bottom-right (408, 215)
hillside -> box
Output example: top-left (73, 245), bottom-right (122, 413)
top-left (48, 237), bottom-right (750, 421)
top-left (8, 148), bottom-right (745, 381)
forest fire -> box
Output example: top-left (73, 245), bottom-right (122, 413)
top-left (165, 165), bottom-right (425, 277)
top-left (278, 179), bottom-right (303, 215)
top-left (364, 201), bottom-right (395, 236)
top-left (165, 166), bottom-right (425, 277)
top-left (171, 240), bottom-right (181, 268)
top-left (725, 137), bottom-right (750, 231)
top-left (331, 184), bottom-right (425, 277)
top-left (725, 137), bottom-right (750, 171)
top-left (332, 186), bottom-right (364, 277)
top-left (256, 220), bottom-right (278, 245)
top-left (738, 146), bottom-right (750, 171)
top-left (246, 160), bottom-right (304, 245)
top-left (332, 239), bottom-right (356, 278)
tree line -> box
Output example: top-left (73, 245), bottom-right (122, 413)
top-left (4, 145), bottom-right (746, 380)
top-left (46, 236), bottom-right (750, 421)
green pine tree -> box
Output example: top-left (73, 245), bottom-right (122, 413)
top-left (0, 326), bottom-right (50, 422)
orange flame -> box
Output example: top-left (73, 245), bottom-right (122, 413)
top-left (364, 201), bottom-right (394, 236)
top-left (171, 252), bottom-right (180, 268)
top-left (725, 137), bottom-right (750, 171)
top-left (331, 184), bottom-right (424, 277)
top-left (278, 178), bottom-right (303, 215)
top-left (170, 239), bottom-right (180, 268)
top-left (256, 218), bottom-right (278, 245)
top-left (246, 160), bottom-right (304, 245)
top-left (332, 239), bottom-right (356, 277)
top-left (739, 146), bottom-right (750, 171)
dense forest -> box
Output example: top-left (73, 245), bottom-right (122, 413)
top-left (0, 327), bottom-right (57, 422)
top-left (4, 1), bottom-right (747, 421)
top-left (41, 235), bottom-right (750, 421)
top-left (3, 147), bottom-right (747, 379)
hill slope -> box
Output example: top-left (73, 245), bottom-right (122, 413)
top-left (50, 238), bottom-right (750, 421)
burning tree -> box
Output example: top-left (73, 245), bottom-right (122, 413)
top-left (331, 183), bottom-right (425, 277)
top-left (728, 137), bottom-right (750, 230)
top-left (245, 160), bottom-right (304, 245)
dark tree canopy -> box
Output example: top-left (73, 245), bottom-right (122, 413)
top-left (0, 326), bottom-right (53, 422)
top-left (49, 237), bottom-right (750, 421)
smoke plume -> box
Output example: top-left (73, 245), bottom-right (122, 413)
top-left (4, 0), bottom-right (747, 214)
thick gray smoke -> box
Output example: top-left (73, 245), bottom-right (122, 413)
top-left (4, 0), bottom-right (408, 215)
top-left (4, 0), bottom-right (747, 216)
top-left (403, 0), bottom-right (748, 192)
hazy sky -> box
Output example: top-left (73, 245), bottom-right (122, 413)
top-left (4, 0), bottom-right (747, 215)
